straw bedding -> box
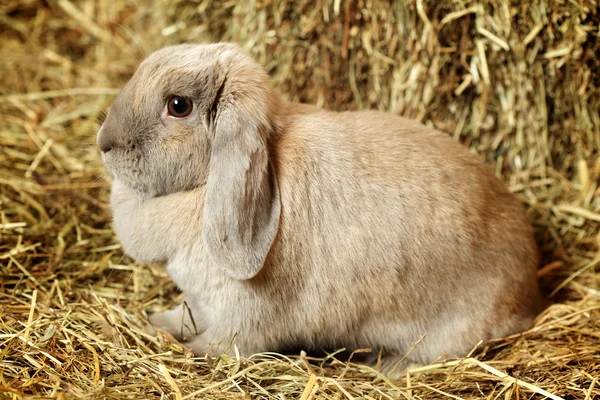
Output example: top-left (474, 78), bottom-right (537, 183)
top-left (1, 0), bottom-right (598, 398)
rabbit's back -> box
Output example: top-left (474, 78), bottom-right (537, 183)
top-left (264, 107), bottom-right (542, 362)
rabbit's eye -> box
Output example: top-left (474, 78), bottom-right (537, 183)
top-left (167, 96), bottom-right (193, 118)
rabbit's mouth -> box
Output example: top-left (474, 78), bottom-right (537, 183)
top-left (101, 150), bottom-right (148, 194)
top-left (103, 148), bottom-right (208, 200)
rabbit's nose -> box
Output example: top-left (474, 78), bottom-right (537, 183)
top-left (100, 139), bottom-right (114, 153)
top-left (100, 141), bottom-right (113, 153)
top-left (97, 125), bottom-right (115, 153)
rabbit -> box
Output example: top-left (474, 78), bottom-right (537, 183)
top-left (98, 42), bottom-right (544, 375)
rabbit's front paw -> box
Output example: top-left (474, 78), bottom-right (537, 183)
top-left (185, 333), bottom-right (223, 357)
top-left (149, 302), bottom-right (200, 341)
top-left (365, 353), bottom-right (425, 380)
top-left (184, 331), bottom-right (246, 357)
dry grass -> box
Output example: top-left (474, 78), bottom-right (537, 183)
top-left (1, 0), bottom-right (599, 398)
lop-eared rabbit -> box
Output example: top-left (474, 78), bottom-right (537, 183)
top-left (98, 43), bottom-right (543, 375)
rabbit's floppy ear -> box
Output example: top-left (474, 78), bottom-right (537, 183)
top-left (202, 98), bottom-right (280, 280)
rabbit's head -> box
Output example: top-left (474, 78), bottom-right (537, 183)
top-left (98, 43), bottom-right (281, 280)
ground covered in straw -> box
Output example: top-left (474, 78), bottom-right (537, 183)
top-left (1, 0), bottom-right (599, 399)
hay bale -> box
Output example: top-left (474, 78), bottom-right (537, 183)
top-left (0, 0), bottom-right (598, 398)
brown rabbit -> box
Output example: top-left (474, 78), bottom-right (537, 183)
top-left (99, 43), bottom-right (543, 375)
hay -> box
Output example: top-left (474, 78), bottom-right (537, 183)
top-left (1, 0), bottom-right (598, 398)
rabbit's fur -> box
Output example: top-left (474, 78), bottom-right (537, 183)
top-left (100, 43), bottom-right (543, 373)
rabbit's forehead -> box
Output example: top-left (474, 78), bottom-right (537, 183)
top-left (114, 44), bottom-right (231, 113)
top-left (140, 45), bottom-right (217, 73)
top-left (117, 67), bottom-right (203, 112)
top-left (134, 54), bottom-right (215, 92)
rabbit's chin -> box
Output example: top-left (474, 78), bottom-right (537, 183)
top-left (107, 168), bottom-right (193, 201)
top-left (102, 150), bottom-right (170, 199)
